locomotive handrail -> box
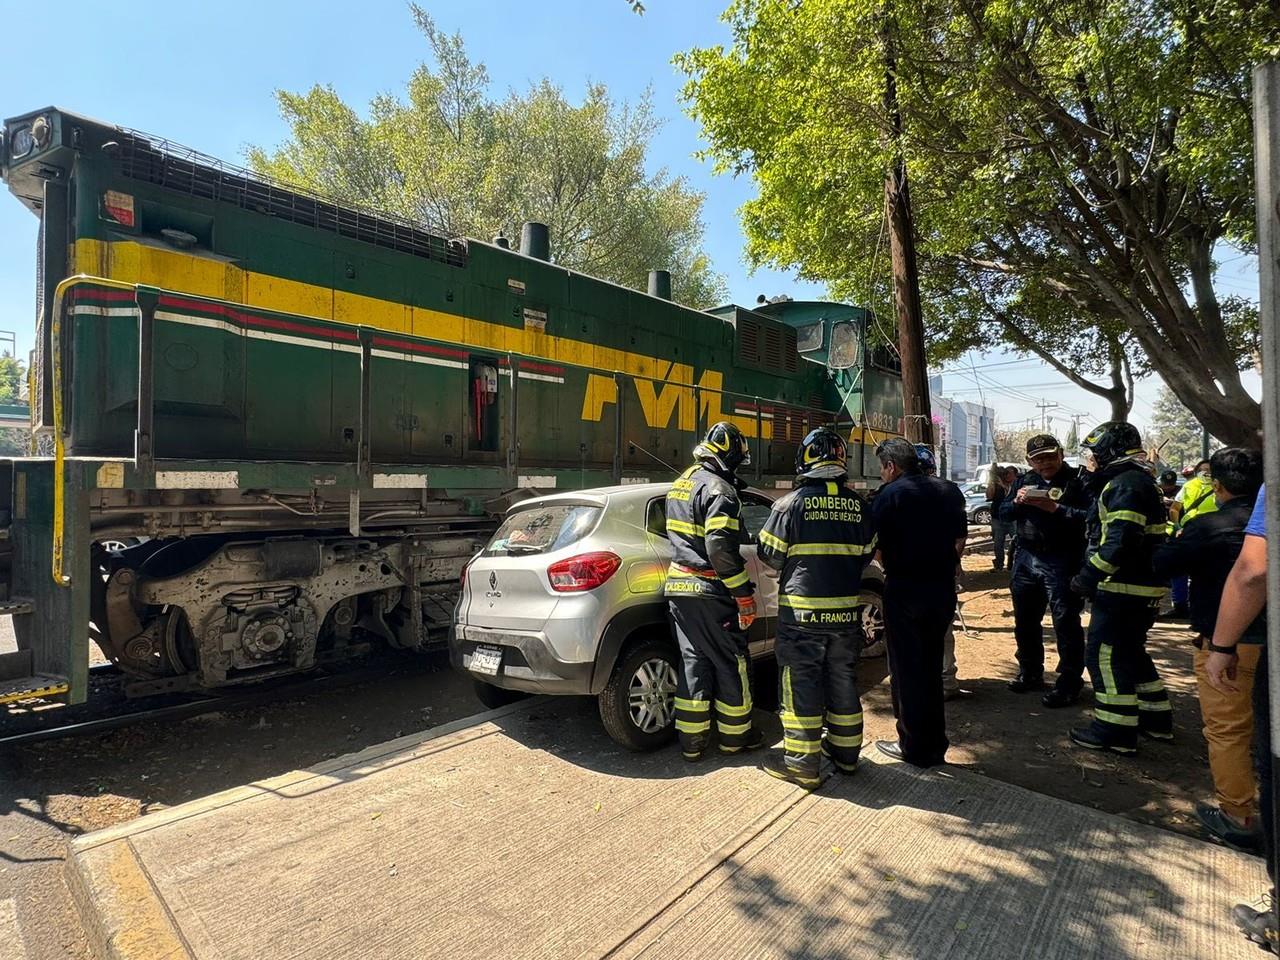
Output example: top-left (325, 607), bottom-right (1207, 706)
top-left (50, 274), bottom-right (145, 587)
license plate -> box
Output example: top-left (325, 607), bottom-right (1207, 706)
top-left (470, 644), bottom-right (503, 676)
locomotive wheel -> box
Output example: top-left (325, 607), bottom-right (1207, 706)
top-left (161, 607), bottom-right (197, 676)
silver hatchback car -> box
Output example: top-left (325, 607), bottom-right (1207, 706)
top-left (450, 482), bottom-right (885, 750)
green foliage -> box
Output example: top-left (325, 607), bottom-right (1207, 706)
top-left (678, 0), bottom-right (1275, 442)
top-left (250, 8), bottom-right (724, 307)
top-left (0, 428), bottom-right (29, 457)
top-left (994, 427), bottom-right (1041, 464)
top-left (1147, 384), bottom-right (1217, 469)
top-left (0, 354), bottom-right (24, 404)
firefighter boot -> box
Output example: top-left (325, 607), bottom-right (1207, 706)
top-left (761, 751), bottom-right (830, 791)
top-left (1069, 725), bottom-right (1137, 756)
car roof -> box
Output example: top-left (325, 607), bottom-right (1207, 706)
top-left (507, 482), bottom-right (671, 513)
top-left (506, 480), bottom-right (777, 514)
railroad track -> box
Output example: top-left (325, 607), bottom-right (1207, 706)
top-left (0, 655), bottom-right (426, 749)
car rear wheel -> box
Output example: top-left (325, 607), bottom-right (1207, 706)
top-left (860, 584), bottom-right (886, 658)
top-left (598, 635), bottom-right (679, 751)
top-left (973, 506), bottom-right (993, 525)
top-left (471, 678), bottom-right (528, 710)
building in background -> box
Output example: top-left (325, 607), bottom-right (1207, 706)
top-left (928, 375), bottom-right (996, 480)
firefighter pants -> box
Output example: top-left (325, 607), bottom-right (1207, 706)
top-left (668, 597), bottom-right (756, 757)
top-left (1011, 551), bottom-right (1086, 692)
top-left (1084, 594), bottom-right (1171, 748)
top-left (775, 622), bottom-right (863, 777)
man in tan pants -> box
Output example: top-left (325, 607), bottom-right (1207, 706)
top-left (1154, 447), bottom-right (1265, 850)
top-left (1193, 641), bottom-right (1263, 833)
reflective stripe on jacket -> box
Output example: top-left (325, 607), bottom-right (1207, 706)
top-left (758, 477), bottom-right (876, 628)
top-left (664, 463), bottom-right (753, 600)
top-left (1082, 463), bottom-right (1169, 598)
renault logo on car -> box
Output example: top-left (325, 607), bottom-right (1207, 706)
top-left (489, 571), bottom-right (498, 590)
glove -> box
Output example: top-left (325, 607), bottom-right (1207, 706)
top-left (1069, 574), bottom-right (1096, 599)
top-left (735, 595), bottom-right (758, 631)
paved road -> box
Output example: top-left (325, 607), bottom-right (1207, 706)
top-left (68, 698), bottom-right (1267, 960)
top-left (0, 651), bottom-right (483, 960)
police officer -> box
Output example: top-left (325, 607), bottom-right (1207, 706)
top-left (1069, 421), bottom-right (1172, 754)
top-left (1000, 434), bottom-right (1090, 707)
top-left (666, 421), bottom-right (763, 760)
top-left (757, 427), bottom-right (876, 789)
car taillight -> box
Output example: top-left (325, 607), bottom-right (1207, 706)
top-left (547, 552), bottom-right (621, 592)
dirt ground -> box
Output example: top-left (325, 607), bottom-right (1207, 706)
top-left (858, 550), bottom-right (1217, 838)
top-left (0, 540), bottom-right (1238, 959)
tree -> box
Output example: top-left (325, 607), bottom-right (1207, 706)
top-left (1147, 384), bottom-right (1218, 469)
top-left (0, 354), bottom-right (31, 456)
top-left (0, 354), bottom-right (23, 403)
top-left (250, 8), bottom-right (725, 308)
top-left (677, 0), bottom-right (1275, 443)
top-left (994, 427), bottom-right (1041, 464)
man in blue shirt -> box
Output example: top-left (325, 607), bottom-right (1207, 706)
top-left (870, 438), bottom-right (968, 767)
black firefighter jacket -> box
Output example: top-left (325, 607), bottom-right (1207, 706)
top-left (757, 477), bottom-right (877, 628)
top-left (1078, 462), bottom-right (1168, 600)
top-left (664, 463), bottom-right (754, 601)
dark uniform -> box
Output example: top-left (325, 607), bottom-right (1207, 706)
top-left (871, 465), bottom-right (968, 766)
top-left (1072, 448), bottom-right (1172, 753)
top-left (758, 475), bottom-right (876, 782)
top-left (1000, 459), bottom-right (1090, 696)
top-left (665, 459), bottom-right (759, 758)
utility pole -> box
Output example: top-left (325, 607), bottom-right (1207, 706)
top-left (1035, 399), bottom-right (1058, 431)
top-left (1201, 424), bottom-right (1211, 461)
top-left (1250, 58), bottom-right (1280, 931)
top-left (882, 18), bottom-right (931, 446)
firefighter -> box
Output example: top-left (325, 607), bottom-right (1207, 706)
top-left (756, 427), bottom-right (876, 789)
top-left (665, 421), bottom-right (763, 760)
top-left (1069, 421), bottom-right (1172, 754)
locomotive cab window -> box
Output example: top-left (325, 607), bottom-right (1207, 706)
top-left (828, 321), bottom-right (861, 369)
top-left (795, 321), bottom-right (824, 354)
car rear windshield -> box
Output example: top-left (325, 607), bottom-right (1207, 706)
top-left (483, 504), bottom-right (602, 557)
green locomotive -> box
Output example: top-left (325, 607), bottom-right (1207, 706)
top-left (0, 107), bottom-right (904, 705)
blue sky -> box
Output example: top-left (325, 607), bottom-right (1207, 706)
top-left (0, 0), bottom-right (1260, 442)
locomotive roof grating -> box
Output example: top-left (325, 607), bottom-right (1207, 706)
top-left (111, 128), bottom-right (468, 268)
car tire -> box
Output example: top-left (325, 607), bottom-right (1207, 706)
top-left (973, 507), bottom-right (992, 525)
top-left (471, 678), bottom-right (528, 710)
top-left (598, 634), bottom-right (680, 752)
top-left (859, 582), bottom-right (886, 657)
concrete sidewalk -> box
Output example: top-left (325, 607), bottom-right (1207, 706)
top-left (67, 699), bottom-right (1266, 960)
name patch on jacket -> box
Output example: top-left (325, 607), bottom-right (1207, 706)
top-left (803, 495), bottom-right (863, 522)
top-left (669, 474), bottom-right (695, 502)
